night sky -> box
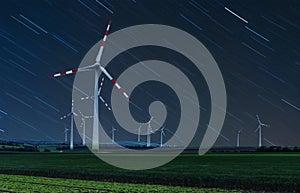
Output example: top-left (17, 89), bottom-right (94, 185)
top-left (0, 0), bottom-right (299, 147)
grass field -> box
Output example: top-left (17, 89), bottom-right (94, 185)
top-left (0, 174), bottom-right (240, 193)
top-left (0, 152), bottom-right (299, 192)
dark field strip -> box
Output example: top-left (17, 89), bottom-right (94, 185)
top-left (0, 153), bottom-right (299, 192)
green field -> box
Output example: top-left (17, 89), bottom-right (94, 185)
top-left (0, 174), bottom-right (240, 193)
top-left (0, 153), bottom-right (299, 192)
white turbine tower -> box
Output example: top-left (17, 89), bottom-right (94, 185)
top-left (236, 130), bottom-right (241, 147)
top-left (160, 127), bottom-right (165, 147)
top-left (51, 21), bottom-right (130, 151)
top-left (60, 100), bottom-right (77, 150)
top-left (255, 115), bottom-right (270, 147)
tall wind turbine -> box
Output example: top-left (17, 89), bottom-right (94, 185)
top-left (160, 127), bottom-right (165, 147)
top-left (236, 130), bottom-right (241, 147)
top-left (60, 100), bottom-right (77, 150)
top-left (51, 21), bottom-right (130, 151)
top-left (255, 115), bottom-right (270, 147)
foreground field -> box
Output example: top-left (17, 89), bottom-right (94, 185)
top-left (0, 174), bottom-right (240, 193)
top-left (0, 153), bottom-right (299, 192)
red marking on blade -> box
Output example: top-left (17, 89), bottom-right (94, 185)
top-left (105, 30), bottom-right (109, 36)
top-left (101, 41), bottom-right (106, 46)
top-left (111, 79), bottom-right (116, 84)
top-left (72, 69), bottom-right (78, 73)
top-left (108, 20), bottom-right (112, 25)
top-left (120, 88), bottom-right (125, 93)
top-left (49, 75), bottom-right (54, 78)
top-left (61, 72), bottom-right (66, 75)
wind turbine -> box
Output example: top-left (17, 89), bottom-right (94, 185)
top-left (60, 100), bottom-right (77, 150)
top-left (51, 21), bottom-right (130, 151)
top-left (160, 127), bottom-right (165, 147)
top-left (64, 126), bottom-right (68, 144)
top-left (236, 130), bottom-right (241, 147)
top-left (255, 115), bottom-right (270, 147)
top-left (111, 127), bottom-right (116, 143)
top-left (78, 110), bottom-right (93, 146)
top-left (137, 125), bottom-right (141, 142)
top-left (146, 117), bottom-right (154, 147)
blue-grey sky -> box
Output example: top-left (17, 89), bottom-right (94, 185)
top-left (0, 0), bottom-right (299, 147)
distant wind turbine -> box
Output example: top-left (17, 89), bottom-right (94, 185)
top-left (137, 125), bottom-right (141, 142)
top-left (64, 126), bottom-right (68, 143)
top-left (111, 127), bottom-right (116, 143)
top-left (78, 110), bottom-right (93, 146)
top-left (160, 127), bottom-right (165, 147)
top-left (60, 100), bottom-right (77, 150)
top-left (255, 115), bottom-right (270, 147)
top-left (236, 130), bottom-right (241, 147)
top-left (146, 117), bottom-right (154, 147)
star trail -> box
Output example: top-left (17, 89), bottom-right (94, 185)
top-left (0, 0), bottom-right (299, 147)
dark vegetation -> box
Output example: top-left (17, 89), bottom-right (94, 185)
top-left (257, 146), bottom-right (300, 152)
top-left (0, 142), bottom-right (38, 152)
top-left (0, 153), bottom-right (299, 192)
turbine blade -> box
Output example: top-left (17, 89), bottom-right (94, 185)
top-left (95, 20), bottom-right (111, 63)
top-left (256, 114), bottom-right (262, 124)
top-left (49, 64), bottom-right (96, 78)
top-left (254, 125), bottom-right (260, 132)
top-left (50, 69), bottom-right (78, 78)
top-left (98, 77), bottom-right (105, 96)
top-left (99, 95), bottom-right (112, 111)
top-left (78, 109), bottom-right (84, 117)
top-left (60, 113), bottom-right (70, 120)
top-left (99, 66), bottom-right (131, 101)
